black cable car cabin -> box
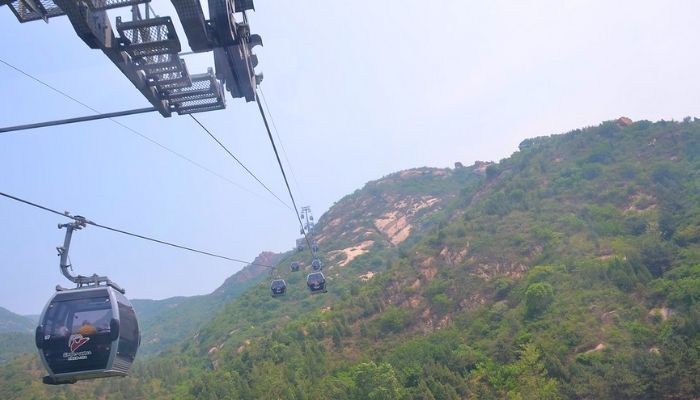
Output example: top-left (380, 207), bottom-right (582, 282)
top-left (311, 258), bottom-right (322, 271)
top-left (35, 286), bottom-right (140, 385)
top-left (271, 279), bottom-right (287, 297)
top-left (306, 272), bottom-right (327, 293)
top-left (290, 262), bottom-right (300, 272)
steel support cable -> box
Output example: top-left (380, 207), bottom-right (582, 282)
top-left (0, 190), bottom-right (274, 268)
top-left (0, 58), bottom-right (276, 206)
top-left (189, 114), bottom-right (292, 210)
top-left (254, 93), bottom-right (314, 252)
top-left (258, 88), bottom-right (305, 203)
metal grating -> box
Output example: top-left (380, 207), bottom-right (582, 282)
top-left (167, 70), bottom-right (225, 115)
top-left (148, 71), bottom-right (192, 88)
top-left (6, 0), bottom-right (64, 22)
top-left (87, 0), bottom-right (149, 11)
top-left (141, 63), bottom-right (182, 75)
top-left (168, 91), bottom-right (217, 103)
top-left (121, 23), bottom-right (168, 43)
top-left (178, 97), bottom-right (221, 108)
top-left (151, 71), bottom-right (187, 81)
top-left (169, 78), bottom-right (211, 92)
top-left (176, 103), bottom-right (225, 114)
top-left (134, 53), bottom-right (179, 69)
top-left (155, 80), bottom-right (192, 90)
top-left (164, 78), bottom-right (212, 99)
top-left (128, 44), bottom-right (175, 58)
top-left (117, 16), bottom-right (181, 58)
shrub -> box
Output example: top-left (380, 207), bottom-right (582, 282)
top-left (377, 307), bottom-right (411, 334)
top-left (525, 282), bottom-right (554, 318)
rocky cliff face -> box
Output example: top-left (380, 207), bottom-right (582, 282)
top-left (312, 167), bottom-right (483, 269)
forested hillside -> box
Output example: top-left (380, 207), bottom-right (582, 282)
top-left (2, 118), bottom-right (700, 399)
top-left (0, 308), bottom-right (35, 367)
top-left (132, 251), bottom-right (280, 355)
top-left (0, 307), bottom-right (34, 333)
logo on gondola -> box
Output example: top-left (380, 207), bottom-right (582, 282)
top-left (68, 334), bottom-right (90, 352)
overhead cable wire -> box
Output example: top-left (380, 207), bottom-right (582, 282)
top-left (0, 58), bottom-right (96, 111)
top-left (189, 114), bottom-right (292, 210)
top-left (258, 87), bottom-right (305, 203)
top-left (255, 92), bottom-right (313, 252)
top-left (0, 58), bottom-right (277, 206)
top-left (0, 190), bottom-right (274, 268)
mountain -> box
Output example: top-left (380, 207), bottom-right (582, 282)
top-left (0, 333), bottom-right (34, 366)
top-left (1, 118), bottom-right (700, 399)
top-left (131, 251), bottom-right (281, 355)
top-left (22, 315), bottom-right (39, 324)
top-left (175, 118), bottom-right (700, 399)
top-left (0, 306), bottom-right (35, 333)
top-left (181, 165), bottom-right (481, 358)
top-left (0, 308), bottom-right (36, 367)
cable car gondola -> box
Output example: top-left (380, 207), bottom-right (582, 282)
top-left (306, 272), bottom-right (327, 294)
top-left (311, 258), bottom-right (322, 271)
top-left (290, 262), bottom-right (300, 272)
top-left (35, 219), bottom-right (140, 385)
top-left (36, 286), bottom-right (140, 385)
top-left (270, 279), bottom-right (287, 297)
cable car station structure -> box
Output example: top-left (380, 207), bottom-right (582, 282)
top-left (1, 0), bottom-right (263, 120)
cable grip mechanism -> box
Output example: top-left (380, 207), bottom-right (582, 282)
top-left (57, 217), bottom-right (125, 293)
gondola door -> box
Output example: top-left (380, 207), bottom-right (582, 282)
top-left (37, 288), bottom-right (118, 383)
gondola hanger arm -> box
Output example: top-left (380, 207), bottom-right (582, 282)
top-left (57, 220), bottom-right (125, 293)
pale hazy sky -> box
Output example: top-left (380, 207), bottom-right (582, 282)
top-left (2, 1), bottom-right (700, 314)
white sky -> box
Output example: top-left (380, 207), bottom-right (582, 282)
top-left (1, 0), bottom-right (700, 314)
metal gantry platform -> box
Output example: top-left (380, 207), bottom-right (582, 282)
top-left (2, 0), bottom-right (262, 117)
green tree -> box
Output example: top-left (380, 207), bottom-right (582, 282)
top-left (525, 282), bottom-right (554, 318)
top-left (377, 307), bottom-right (411, 334)
top-left (508, 344), bottom-right (561, 400)
top-left (351, 362), bottom-right (404, 400)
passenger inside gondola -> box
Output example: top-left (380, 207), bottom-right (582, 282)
top-left (78, 321), bottom-right (97, 335)
top-left (55, 325), bottom-right (69, 337)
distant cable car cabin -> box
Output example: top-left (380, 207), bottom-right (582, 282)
top-left (290, 262), bottom-right (300, 272)
top-left (311, 258), bottom-right (322, 271)
top-left (311, 242), bottom-right (319, 253)
top-left (36, 219), bottom-right (139, 385)
top-left (270, 279), bottom-right (287, 297)
top-left (306, 272), bottom-right (327, 293)
top-left (296, 238), bottom-right (305, 252)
